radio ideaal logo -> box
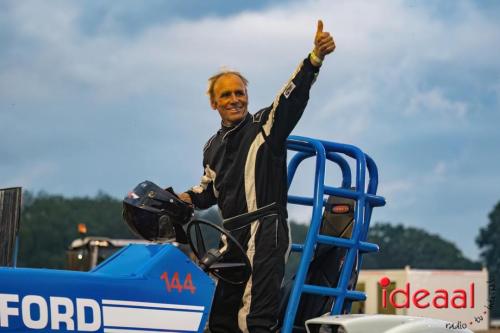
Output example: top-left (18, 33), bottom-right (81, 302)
top-left (378, 276), bottom-right (475, 309)
top-left (378, 276), bottom-right (496, 330)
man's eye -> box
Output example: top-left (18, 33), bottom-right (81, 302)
top-left (236, 91), bottom-right (245, 96)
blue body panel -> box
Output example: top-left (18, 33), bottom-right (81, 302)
top-left (0, 244), bottom-right (215, 332)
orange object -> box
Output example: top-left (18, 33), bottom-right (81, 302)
top-left (331, 204), bottom-right (350, 214)
top-left (78, 223), bottom-right (87, 235)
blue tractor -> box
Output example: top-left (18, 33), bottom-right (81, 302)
top-left (0, 136), bottom-right (470, 333)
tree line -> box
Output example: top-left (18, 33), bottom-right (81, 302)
top-left (12, 191), bottom-right (499, 316)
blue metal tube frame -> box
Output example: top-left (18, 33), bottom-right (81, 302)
top-left (281, 135), bottom-right (384, 333)
top-left (288, 151), bottom-right (351, 189)
top-left (287, 152), bottom-right (314, 189)
top-left (329, 140), bottom-right (366, 314)
top-left (341, 154), bottom-right (384, 314)
top-left (282, 137), bottom-right (327, 333)
top-left (326, 152), bottom-right (352, 189)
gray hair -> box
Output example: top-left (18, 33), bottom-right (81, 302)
top-left (207, 69), bottom-right (249, 103)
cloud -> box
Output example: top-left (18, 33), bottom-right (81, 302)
top-left (1, 0), bottom-right (499, 260)
top-left (379, 179), bottom-right (414, 198)
top-left (432, 160), bottom-right (448, 178)
top-left (407, 89), bottom-right (468, 119)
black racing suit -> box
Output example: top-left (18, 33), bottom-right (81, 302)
top-left (187, 56), bottom-right (320, 333)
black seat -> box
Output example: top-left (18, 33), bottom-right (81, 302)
top-left (278, 193), bottom-right (358, 332)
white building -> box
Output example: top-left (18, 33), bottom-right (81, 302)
top-left (355, 267), bottom-right (490, 331)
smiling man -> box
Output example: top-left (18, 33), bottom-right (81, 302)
top-left (180, 20), bottom-right (335, 333)
top-left (208, 71), bottom-right (249, 126)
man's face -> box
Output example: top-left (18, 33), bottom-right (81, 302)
top-left (211, 74), bottom-right (248, 126)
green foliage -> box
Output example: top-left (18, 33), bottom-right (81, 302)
top-left (476, 201), bottom-right (500, 317)
top-left (363, 223), bottom-right (481, 270)
top-left (15, 192), bottom-right (481, 278)
top-left (13, 191), bottom-right (494, 317)
top-left (18, 191), bottom-right (135, 269)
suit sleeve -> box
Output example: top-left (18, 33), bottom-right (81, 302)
top-left (264, 56), bottom-right (320, 150)
top-left (186, 166), bottom-right (217, 209)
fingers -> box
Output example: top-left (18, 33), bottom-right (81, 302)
top-left (316, 32), bottom-right (332, 44)
top-left (178, 192), bottom-right (193, 204)
top-left (315, 32), bottom-right (335, 56)
top-left (318, 35), bottom-right (335, 49)
top-left (319, 41), bottom-right (335, 55)
top-left (315, 19), bottom-right (324, 42)
top-left (313, 19), bottom-right (335, 59)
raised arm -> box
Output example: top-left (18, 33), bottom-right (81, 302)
top-left (263, 20), bottom-right (335, 150)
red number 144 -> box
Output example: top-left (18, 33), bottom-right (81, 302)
top-left (160, 272), bottom-right (196, 294)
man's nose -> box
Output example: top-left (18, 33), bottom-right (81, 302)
top-left (229, 93), bottom-right (239, 103)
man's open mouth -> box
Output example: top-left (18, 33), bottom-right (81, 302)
top-left (228, 107), bottom-right (244, 113)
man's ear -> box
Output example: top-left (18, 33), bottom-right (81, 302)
top-left (210, 99), bottom-right (217, 110)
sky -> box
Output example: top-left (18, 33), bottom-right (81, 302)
top-left (1, 0), bottom-right (499, 261)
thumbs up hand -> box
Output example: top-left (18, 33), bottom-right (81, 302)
top-left (311, 20), bottom-right (335, 66)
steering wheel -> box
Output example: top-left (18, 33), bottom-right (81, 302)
top-left (186, 218), bottom-right (251, 285)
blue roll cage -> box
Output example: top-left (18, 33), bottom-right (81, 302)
top-left (281, 135), bottom-right (386, 333)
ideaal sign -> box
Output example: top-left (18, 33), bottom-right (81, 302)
top-left (379, 276), bottom-right (475, 309)
top-left (378, 276), bottom-right (495, 330)
top-left (445, 279), bottom-right (495, 330)
top-left (446, 279), bottom-right (497, 330)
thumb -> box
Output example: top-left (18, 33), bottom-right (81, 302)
top-left (315, 20), bottom-right (323, 41)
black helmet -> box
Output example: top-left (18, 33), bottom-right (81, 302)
top-left (122, 180), bottom-right (193, 242)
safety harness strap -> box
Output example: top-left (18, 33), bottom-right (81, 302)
top-left (223, 202), bottom-right (284, 231)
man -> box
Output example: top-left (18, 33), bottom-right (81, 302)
top-left (180, 20), bottom-right (335, 333)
